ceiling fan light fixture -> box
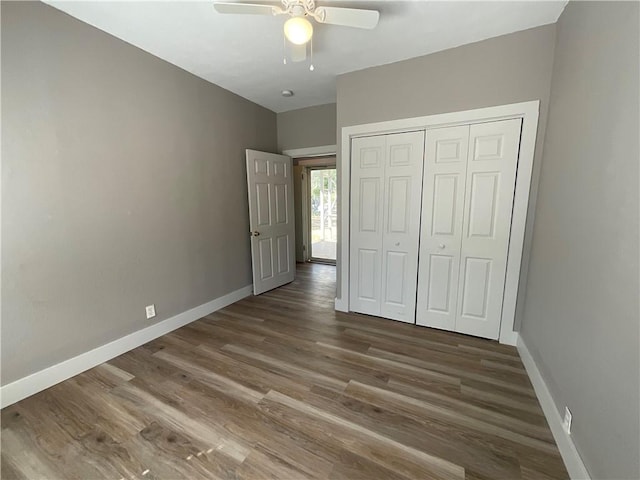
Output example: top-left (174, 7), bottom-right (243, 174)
top-left (284, 16), bottom-right (313, 45)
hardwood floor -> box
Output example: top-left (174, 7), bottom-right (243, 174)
top-left (1, 263), bottom-right (568, 479)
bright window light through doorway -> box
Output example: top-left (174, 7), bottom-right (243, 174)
top-left (310, 168), bottom-right (337, 262)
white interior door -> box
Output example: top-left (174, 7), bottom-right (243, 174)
top-left (455, 119), bottom-right (522, 339)
top-left (380, 131), bottom-right (425, 322)
top-left (416, 125), bottom-right (470, 330)
top-left (349, 135), bottom-right (386, 316)
top-left (349, 131), bottom-right (424, 323)
top-left (246, 149), bottom-right (295, 295)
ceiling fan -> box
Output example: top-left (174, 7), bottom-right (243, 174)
top-left (213, 0), bottom-right (380, 64)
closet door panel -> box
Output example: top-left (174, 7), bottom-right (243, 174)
top-left (416, 125), bottom-right (470, 330)
top-left (380, 131), bottom-right (425, 323)
top-left (350, 136), bottom-right (386, 316)
top-left (459, 256), bottom-right (492, 319)
top-left (425, 254), bottom-right (455, 313)
top-left (455, 119), bottom-right (522, 339)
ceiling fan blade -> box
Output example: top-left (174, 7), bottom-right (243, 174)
top-left (213, 2), bottom-right (281, 15)
top-left (314, 6), bottom-right (379, 29)
top-left (290, 43), bottom-right (307, 62)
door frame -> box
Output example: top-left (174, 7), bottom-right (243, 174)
top-left (307, 166), bottom-right (338, 265)
top-left (282, 145), bottom-right (337, 264)
top-left (336, 101), bottom-right (540, 346)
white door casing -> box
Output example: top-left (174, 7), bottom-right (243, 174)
top-left (246, 149), bottom-right (295, 295)
top-left (455, 119), bottom-right (522, 339)
top-left (416, 125), bottom-right (470, 330)
top-left (349, 131), bottom-right (425, 323)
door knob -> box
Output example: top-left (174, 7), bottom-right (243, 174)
top-left (438, 243), bottom-right (445, 249)
top-left (250, 231), bottom-right (260, 237)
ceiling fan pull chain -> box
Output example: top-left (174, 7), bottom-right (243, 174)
top-left (283, 33), bottom-right (287, 64)
top-left (309, 36), bottom-right (314, 71)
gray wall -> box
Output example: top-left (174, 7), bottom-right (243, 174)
top-left (277, 103), bottom-right (337, 152)
top-left (335, 24), bottom-right (557, 315)
top-left (520, 2), bottom-right (640, 478)
top-left (1, 2), bottom-right (277, 385)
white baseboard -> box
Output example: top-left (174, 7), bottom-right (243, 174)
top-left (0, 285), bottom-right (253, 409)
top-left (517, 336), bottom-right (591, 480)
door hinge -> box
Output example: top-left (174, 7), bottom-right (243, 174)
top-left (303, 245), bottom-right (306, 251)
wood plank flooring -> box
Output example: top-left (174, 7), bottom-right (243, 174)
top-left (1, 263), bottom-right (568, 479)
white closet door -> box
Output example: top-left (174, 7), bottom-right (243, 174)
top-left (380, 131), bottom-right (425, 323)
top-left (349, 135), bottom-right (386, 316)
top-left (416, 126), bottom-right (470, 330)
top-left (455, 119), bottom-right (522, 339)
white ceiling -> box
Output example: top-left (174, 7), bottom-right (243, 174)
top-left (45, 1), bottom-right (567, 113)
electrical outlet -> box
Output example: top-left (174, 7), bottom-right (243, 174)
top-left (145, 304), bottom-right (156, 320)
top-left (563, 406), bottom-right (572, 434)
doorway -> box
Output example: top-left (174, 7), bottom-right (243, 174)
top-left (308, 167), bottom-right (337, 263)
top-left (282, 147), bottom-right (337, 266)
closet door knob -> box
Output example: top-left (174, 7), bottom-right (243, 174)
top-left (438, 243), bottom-right (446, 249)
